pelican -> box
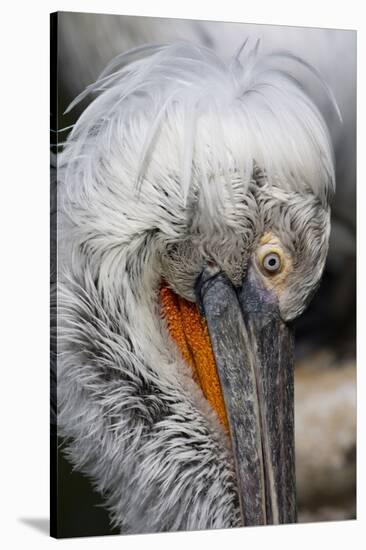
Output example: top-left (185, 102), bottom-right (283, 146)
top-left (57, 41), bottom-right (337, 534)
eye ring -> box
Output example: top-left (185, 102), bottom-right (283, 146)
top-left (261, 251), bottom-right (282, 274)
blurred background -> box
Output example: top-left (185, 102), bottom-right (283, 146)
top-left (52, 11), bottom-right (356, 537)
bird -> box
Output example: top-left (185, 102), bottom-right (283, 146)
top-left (56, 40), bottom-right (337, 534)
top-left (57, 14), bottom-right (356, 356)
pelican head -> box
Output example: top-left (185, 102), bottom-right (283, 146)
top-left (58, 41), bottom-right (335, 533)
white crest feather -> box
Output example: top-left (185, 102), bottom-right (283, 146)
top-left (61, 40), bottom-right (337, 213)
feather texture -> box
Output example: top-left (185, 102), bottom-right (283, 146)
top-left (57, 41), bottom-right (335, 533)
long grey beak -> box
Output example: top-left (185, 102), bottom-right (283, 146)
top-left (195, 265), bottom-right (296, 526)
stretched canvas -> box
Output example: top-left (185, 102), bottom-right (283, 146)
top-left (50, 11), bottom-right (356, 539)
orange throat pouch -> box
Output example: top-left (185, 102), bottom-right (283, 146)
top-left (160, 284), bottom-right (229, 431)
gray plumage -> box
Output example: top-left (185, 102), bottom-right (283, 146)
top-left (56, 42), bottom-right (335, 533)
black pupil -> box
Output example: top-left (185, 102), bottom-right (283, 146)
top-left (268, 257), bottom-right (277, 267)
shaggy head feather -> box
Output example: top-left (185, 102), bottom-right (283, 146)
top-left (57, 41), bottom-right (337, 533)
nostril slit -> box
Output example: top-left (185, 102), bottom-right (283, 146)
top-left (207, 260), bottom-right (217, 268)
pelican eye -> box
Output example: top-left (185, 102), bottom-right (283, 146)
top-left (256, 235), bottom-right (290, 287)
top-left (262, 252), bottom-right (282, 273)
